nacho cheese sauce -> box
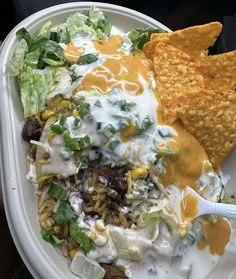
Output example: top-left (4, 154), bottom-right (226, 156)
top-left (180, 194), bottom-right (198, 222)
top-left (35, 26), bottom-right (230, 279)
top-left (197, 217), bottom-right (231, 256)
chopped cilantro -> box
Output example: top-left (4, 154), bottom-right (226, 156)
top-left (51, 124), bottom-right (66, 134)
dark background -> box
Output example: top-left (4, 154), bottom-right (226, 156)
top-left (0, 0), bottom-right (236, 278)
top-left (1, 0), bottom-right (236, 40)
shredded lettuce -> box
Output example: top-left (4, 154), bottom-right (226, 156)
top-left (137, 209), bottom-right (163, 228)
top-left (118, 247), bottom-right (141, 261)
top-left (38, 21), bottom-right (52, 38)
top-left (8, 7), bottom-right (111, 116)
top-left (69, 219), bottom-right (95, 253)
top-left (86, 6), bottom-right (112, 39)
top-left (7, 39), bottom-right (28, 76)
top-left (137, 210), bottom-right (177, 232)
top-left (66, 12), bottom-right (88, 38)
top-left (128, 27), bottom-right (165, 50)
top-left (89, 6), bottom-right (105, 24)
top-left (70, 251), bottom-right (105, 279)
top-left (24, 49), bottom-right (41, 68)
top-left (109, 227), bottom-right (142, 261)
top-left (18, 66), bottom-right (56, 116)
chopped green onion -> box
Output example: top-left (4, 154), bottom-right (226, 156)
top-left (94, 99), bottom-right (102, 107)
top-left (41, 229), bottom-right (64, 246)
top-left (55, 202), bottom-right (76, 224)
top-left (69, 219), bottom-right (95, 254)
top-left (103, 124), bottom-right (116, 137)
top-left (77, 54), bottom-right (98, 65)
top-left (78, 101), bottom-right (91, 119)
top-left (63, 130), bottom-right (81, 151)
top-left (59, 115), bottom-right (66, 126)
top-left (138, 116), bottom-right (153, 134)
top-left (51, 124), bottom-right (66, 134)
top-left (63, 130), bottom-right (90, 151)
top-left (107, 140), bottom-right (120, 150)
top-left (78, 135), bottom-right (91, 149)
top-left (116, 100), bottom-right (136, 112)
top-left (16, 28), bottom-right (33, 47)
top-left (48, 182), bottom-right (68, 200)
top-left (74, 117), bottom-right (80, 128)
top-left (96, 122), bottom-right (102, 131)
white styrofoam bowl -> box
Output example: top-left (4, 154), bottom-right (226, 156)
top-left (0, 2), bottom-right (236, 279)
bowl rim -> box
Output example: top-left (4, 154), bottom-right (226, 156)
top-left (0, 2), bottom-right (170, 279)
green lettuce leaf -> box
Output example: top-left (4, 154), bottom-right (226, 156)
top-left (16, 28), bottom-right (33, 47)
top-left (128, 27), bottom-right (165, 50)
top-left (66, 12), bottom-right (88, 37)
top-left (18, 66), bottom-right (56, 116)
top-left (24, 48), bottom-right (41, 68)
top-left (87, 7), bottom-right (111, 39)
top-left (109, 227), bottom-right (142, 261)
top-left (38, 21), bottom-right (52, 38)
top-left (7, 39), bottom-right (28, 76)
top-left (70, 252), bottom-right (105, 279)
top-left (137, 209), bottom-right (177, 232)
top-left (69, 219), bottom-right (95, 254)
top-left (89, 6), bottom-right (105, 23)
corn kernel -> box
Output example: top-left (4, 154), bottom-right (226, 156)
top-left (41, 109), bottom-right (55, 121)
top-left (72, 110), bottom-right (79, 117)
top-left (69, 248), bottom-right (80, 259)
top-left (130, 166), bottom-right (148, 179)
top-left (60, 100), bottom-right (71, 109)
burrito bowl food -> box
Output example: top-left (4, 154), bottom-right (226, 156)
top-left (7, 6), bottom-right (236, 279)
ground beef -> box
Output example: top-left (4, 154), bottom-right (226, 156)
top-left (22, 117), bottom-right (42, 142)
top-left (102, 264), bottom-right (128, 279)
top-left (93, 165), bottom-right (130, 197)
top-left (93, 165), bottom-right (116, 181)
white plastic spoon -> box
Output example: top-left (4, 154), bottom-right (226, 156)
top-left (182, 187), bottom-right (236, 220)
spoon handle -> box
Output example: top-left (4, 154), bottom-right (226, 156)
top-left (210, 203), bottom-right (236, 220)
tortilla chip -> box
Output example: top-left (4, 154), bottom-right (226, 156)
top-left (178, 87), bottom-right (236, 168)
top-left (153, 43), bottom-right (208, 124)
top-left (144, 22), bottom-right (222, 60)
top-left (202, 51), bottom-right (236, 91)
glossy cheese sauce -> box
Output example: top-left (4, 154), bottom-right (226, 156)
top-left (161, 121), bottom-right (210, 189)
top-left (74, 35), bottom-right (155, 96)
top-left (197, 217), bottom-right (231, 255)
top-left (64, 43), bottom-right (85, 64)
top-left (180, 193), bottom-right (198, 221)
